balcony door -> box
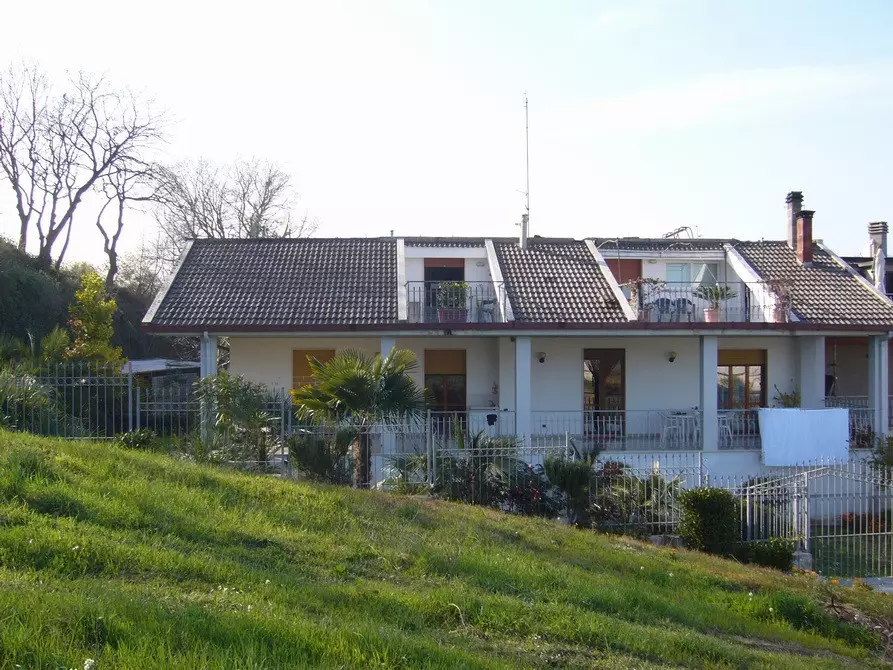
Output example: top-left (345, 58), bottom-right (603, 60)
top-left (424, 259), bottom-right (464, 321)
top-left (584, 349), bottom-right (625, 438)
top-left (425, 349), bottom-right (467, 435)
top-left (583, 349), bottom-right (625, 411)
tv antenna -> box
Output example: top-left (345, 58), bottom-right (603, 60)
top-left (524, 92), bottom-right (530, 220)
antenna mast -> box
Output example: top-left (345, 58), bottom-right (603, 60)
top-left (524, 93), bottom-right (530, 219)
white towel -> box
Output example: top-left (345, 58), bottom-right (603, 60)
top-left (759, 408), bottom-right (849, 466)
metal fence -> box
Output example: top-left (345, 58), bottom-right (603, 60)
top-left (4, 362), bottom-right (892, 577)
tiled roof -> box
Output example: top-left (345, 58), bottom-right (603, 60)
top-left (735, 241), bottom-right (893, 326)
top-left (404, 237), bottom-right (486, 247)
top-left (145, 238), bottom-right (398, 328)
top-left (591, 237), bottom-right (728, 252)
top-left (493, 239), bottom-right (628, 323)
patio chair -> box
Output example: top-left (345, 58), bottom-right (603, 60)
top-left (717, 411), bottom-right (734, 447)
top-left (659, 412), bottom-right (687, 448)
top-left (477, 297), bottom-right (496, 323)
top-left (649, 298), bottom-right (674, 322)
top-left (673, 298), bottom-right (694, 322)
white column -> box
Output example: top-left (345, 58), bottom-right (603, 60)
top-left (378, 337), bottom-right (399, 483)
top-left (200, 332), bottom-right (218, 377)
top-left (868, 335), bottom-right (890, 436)
top-left (798, 336), bottom-right (826, 409)
top-left (199, 332), bottom-right (218, 443)
top-left (515, 336), bottom-right (532, 440)
top-left (699, 336), bottom-right (718, 451)
top-left (380, 337), bottom-right (397, 359)
top-left (498, 337), bottom-right (516, 410)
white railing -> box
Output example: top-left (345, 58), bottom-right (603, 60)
top-left (717, 408), bottom-right (761, 450)
top-left (530, 409), bottom-right (702, 451)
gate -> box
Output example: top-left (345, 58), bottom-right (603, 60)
top-left (740, 461), bottom-right (893, 578)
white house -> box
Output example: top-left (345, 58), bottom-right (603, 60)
top-left (143, 192), bottom-right (893, 478)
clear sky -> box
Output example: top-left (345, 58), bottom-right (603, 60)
top-left (2, 0), bottom-right (892, 263)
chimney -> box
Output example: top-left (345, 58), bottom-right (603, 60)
top-left (519, 213), bottom-right (529, 250)
top-left (796, 210), bottom-right (814, 264)
top-left (786, 191), bottom-right (803, 249)
top-left (869, 221), bottom-right (888, 293)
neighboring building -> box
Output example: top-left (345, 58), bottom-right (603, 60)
top-left (143, 192), bottom-right (893, 477)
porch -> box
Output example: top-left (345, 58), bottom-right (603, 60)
top-left (223, 332), bottom-right (890, 454)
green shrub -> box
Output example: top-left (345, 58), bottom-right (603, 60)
top-left (544, 455), bottom-right (593, 524)
top-left (736, 538), bottom-right (794, 572)
top-left (118, 429), bottom-right (160, 451)
top-left (286, 429), bottom-right (355, 484)
top-left (678, 487), bottom-right (739, 555)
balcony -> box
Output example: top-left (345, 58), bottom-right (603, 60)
top-left (406, 281), bottom-right (508, 324)
top-left (626, 281), bottom-right (790, 324)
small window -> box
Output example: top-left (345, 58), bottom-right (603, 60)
top-left (666, 263), bottom-right (691, 284)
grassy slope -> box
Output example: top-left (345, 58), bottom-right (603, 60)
top-left (0, 432), bottom-right (890, 669)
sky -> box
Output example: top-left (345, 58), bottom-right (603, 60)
top-left (2, 0), bottom-right (893, 263)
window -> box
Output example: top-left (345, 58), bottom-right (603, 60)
top-left (717, 350), bottom-right (766, 409)
top-left (666, 263), bottom-right (691, 285)
top-left (666, 262), bottom-right (718, 286)
top-left (292, 349), bottom-right (335, 389)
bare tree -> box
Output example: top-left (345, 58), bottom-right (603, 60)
top-left (95, 164), bottom-right (157, 290)
top-left (0, 63), bottom-right (165, 267)
top-left (153, 157), bottom-right (315, 269)
top-left (117, 232), bottom-right (166, 300)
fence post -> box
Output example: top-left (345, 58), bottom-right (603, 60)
top-left (426, 409), bottom-right (435, 487)
top-left (801, 472), bottom-right (811, 554)
top-left (127, 361), bottom-right (133, 433)
top-left (745, 489), bottom-right (752, 541)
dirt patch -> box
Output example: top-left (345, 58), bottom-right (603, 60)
top-left (727, 634), bottom-right (874, 666)
top-left (823, 600), bottom-right (893, 663)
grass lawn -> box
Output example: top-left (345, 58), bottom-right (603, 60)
top-left (1, 430), bottom-right (892, 669)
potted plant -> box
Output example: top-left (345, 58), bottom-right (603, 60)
top-left (436, 281), bottom-right (469, 322)
top-left (694, 285), bottom-right (738, 322)
top-left (620, 277), bottom-right (665, 319)
top-left (767, 278), bottom-right (793, 323)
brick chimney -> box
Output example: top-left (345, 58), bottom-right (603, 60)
top-left (786, 191), bottom-right (803, 249)
top-left (869, 221), bottom-right (888, 293)
top-left (796, 210), bottom-right (814, 264)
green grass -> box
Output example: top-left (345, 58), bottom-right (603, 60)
top-left (0, 431), bottom-right (891, 669)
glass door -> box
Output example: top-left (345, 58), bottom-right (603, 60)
top-left (584, 349), bottom-right (625, 438)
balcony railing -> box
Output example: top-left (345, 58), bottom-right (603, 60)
top-left (406, 281), bottom-right (507, 324)
top-left (531, 409), bottom-right (703, 451)
top-left (627, 281), bottom-right (789, 324)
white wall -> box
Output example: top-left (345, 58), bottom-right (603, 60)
top-left (530, 337), bottom-right (702, 413)
top-left (228, 337), bottom-right (380, 389)
top-left (231, 332), bottom-right (803, 414)
top-left (719, 337), bottom-right (798, 402)
top-left (395, 337), bottom-right (499, 408)
top-left (228, 336), bottom-right (499, 407)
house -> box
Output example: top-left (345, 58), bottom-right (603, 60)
top-left (142, 191), bottom-right (893, 478)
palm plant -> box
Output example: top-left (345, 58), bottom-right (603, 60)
top-left (291, 348), bottom-right (427, 487)
top-left (693, 285), bottom-right (738, 308)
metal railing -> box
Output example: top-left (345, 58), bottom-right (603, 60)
top-left (718, 408), bottom-right (761, 450)
top-left (405, 280), bottom-right (508, 324)
top-left (531, 409), bottom-right (703, 451)
top-left (629, 281), bottom-right (788, 323)
top-left (826, 395), bottom-right (893, 429)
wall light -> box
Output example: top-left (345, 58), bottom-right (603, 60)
top-left (667, 351), bottom-right (677, 363)
top-left (536, 352), bottom-right (547, 363)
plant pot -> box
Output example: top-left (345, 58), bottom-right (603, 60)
top-left (703, 307), bottom-right (719, 323)
top-left (772, 306), bottom-right (788, 323)
top-left (437, 308), bottom-right (468, 323)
